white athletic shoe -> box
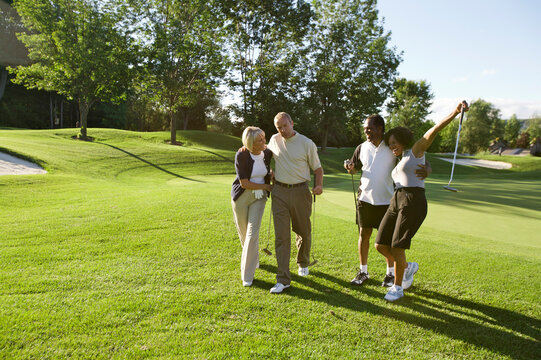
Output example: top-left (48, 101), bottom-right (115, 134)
top-left (384, 285), bottom-right (404, 302)
top-left (242, 281), bottom-right (252, 287)
top-left (402, 262), bottom-right (419, 290)
top-left (298, 267), bottom-right (309, 276)
top-left (270, 283), bottom-right (290, 294)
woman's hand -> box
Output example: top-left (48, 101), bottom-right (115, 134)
top-left (456, 100), bottom-right (469, 114)
top-left (263, 184), bottom-right (273, 192)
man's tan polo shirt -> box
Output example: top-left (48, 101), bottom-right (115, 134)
top-left (267, 132), bottom-right (321, 184)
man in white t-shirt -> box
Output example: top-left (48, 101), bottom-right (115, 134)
top-left (345, 115), bottom-right (430, 287)
top-left (267, 112), bottom-right (323, 294)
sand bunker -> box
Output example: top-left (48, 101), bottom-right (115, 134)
top-left (437, 157), bottom-right (512, 170)
top-left (0, 152), bottom-right (47, 175)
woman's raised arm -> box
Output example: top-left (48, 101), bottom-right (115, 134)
top-left (412, 101), bottom-right (468, 158)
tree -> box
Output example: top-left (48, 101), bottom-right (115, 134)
top-left (526, 116), bottom-right (541, 139)
top-left (504, 114), bottom-right (521, 147)
top-left (9, 0), bottom-right (135, 138)
top-left (490, 117), bottom-right (505, 142)
top-left (305, 0), bottom-right (401, 151)
top-left (438, 119), bottom-right (459, 152)
top-left (142, 0), bottom-right (226, 145)
top-left (516, 131), bottom-right (530, 149)
top-left (222, 0), bottom-right (312, 135)
top-left (386, 78), bottom-right (434, 140)
top-left (460, 99), bottom-right (502, 154)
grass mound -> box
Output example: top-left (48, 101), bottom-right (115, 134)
top-left (0, 128), bottom-right (242, 182)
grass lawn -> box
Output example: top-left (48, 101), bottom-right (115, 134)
top-left (0, 128), bottom-right (540, 359)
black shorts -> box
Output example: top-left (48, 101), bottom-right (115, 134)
top-left (356, 201), bottom-right (389, 229)
top-left (375, 187), bottom-right (427, 249)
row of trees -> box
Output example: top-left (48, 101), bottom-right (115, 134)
top-left (4, 0), bottom-right (540, 153)
top-left (435, 100), bottom-right (541, 154)
top-left (6, 0), bottom-right (403, 148)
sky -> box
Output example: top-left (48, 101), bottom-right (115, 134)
top-left (377, 0), bottom-right (541, 121)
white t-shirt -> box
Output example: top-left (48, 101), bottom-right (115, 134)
top-left (355, 141), bottom-right (395, 205)
top-left (392, 149), bottom-right (425, 189)
top-left (249, 152), bottom-right (266, 184)
top-left (267, 132), bottom-right (321, 184)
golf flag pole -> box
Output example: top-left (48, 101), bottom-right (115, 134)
top-left (444, 104), bottom-right (466, 192)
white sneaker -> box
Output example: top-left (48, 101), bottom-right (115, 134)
top-left (402, 262), bottom-right (419, 290)
top-left (384, 285), bottom-right (404, 302)
top-left (270, 283), bottom-right (290, 294)
top-left (243, 281), bottom-right (252, 287)
top-left (298, 267), bottom-right (309, 276)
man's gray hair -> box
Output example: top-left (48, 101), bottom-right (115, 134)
top-left (274, 112), bottom-right (292, 123)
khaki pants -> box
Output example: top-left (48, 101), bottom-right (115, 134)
top-left (272, 183), bottom-right (312, 285)
top-left (231, 190), bottom-right (267, 283)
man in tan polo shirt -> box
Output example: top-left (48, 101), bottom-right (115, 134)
top-left (267, 112), bottom-right (323, 294)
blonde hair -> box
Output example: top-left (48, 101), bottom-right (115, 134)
top-left (242, 126), bottom-right (265, 152)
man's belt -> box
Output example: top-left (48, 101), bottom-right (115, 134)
top-left (275, 180), bottom-right (308, 188)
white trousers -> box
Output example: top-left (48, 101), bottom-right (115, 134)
top-left (231, 190), bottom-right (267, 283)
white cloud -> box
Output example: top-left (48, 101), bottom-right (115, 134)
top-left (428, 98), bottom-right (541, 121)
top-left (481, 68), bottom-right (497, 76)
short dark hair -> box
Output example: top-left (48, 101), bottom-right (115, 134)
top-left (384, 126), bottom-right (414, 149)
top-left (366, 114), bottom-right (385, 133)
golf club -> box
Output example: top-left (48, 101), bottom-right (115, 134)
top-left (344, 159), bottom-right (361, 233)
top-left (444, 102), bottom-right (466, 192)
top-left (344, 159), bottom-right (357, 206)
top-left (309, 193), bottom-right (318, 266)
top-left (263, 202), bottom-right (273, 256)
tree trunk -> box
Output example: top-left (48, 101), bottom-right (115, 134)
top-left (170, 110), bottom-right (176, 145)
top-left (0, 69), bottom-right (7, 101)
top-left (60, 99), bottom-right (64, 128)
top-left (50, 93), bottom-right (54, 129)
top-left (79, 100), bottom-right (90, 138)
top-left (182, 108), bottom-right (189, 130)
top-left (54, 97), bottom-right (58, 127)
top-left (321, 125), bottom-right (328, 153)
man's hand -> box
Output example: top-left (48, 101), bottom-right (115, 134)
top-left (312, 185), bottom-right (323, 195)
top-left (415, 164), bottom-right (431, 180)
top-left (344, 159), bottom-right (356, 174)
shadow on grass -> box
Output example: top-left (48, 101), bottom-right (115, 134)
top-left (96, 142), bottom-right (203, 182)
top-left (191, 147), bottom-right (234, 164)
top-left (259, 264), bottom-right (540, 359)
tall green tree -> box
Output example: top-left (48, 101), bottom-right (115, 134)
top-left (490, 117), bottom-right (505, 142)
top-left (504, 114), bottom-right (521, 146)
top-left (386, 78), bottom-right (434, 140)
top-left (222, 0), bottom-right (312, 134)
top-left (9, 0), bottom-right (135, 138)
top-left (526, 116), bottom-right (541, 139)
top-left (460, 99), bottom-right (501, 154)
top-left (142, 0), bottom-right (226, 144)
top-left (438, 119), bottom-right (459, 152)
top-left (305, 0), bottom-right (401, 150)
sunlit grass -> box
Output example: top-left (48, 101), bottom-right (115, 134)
top-left (0, 128), bottom-right (539, 359)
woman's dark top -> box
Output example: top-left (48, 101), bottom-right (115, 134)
top-left (231, 148), bottom-right (273, 201)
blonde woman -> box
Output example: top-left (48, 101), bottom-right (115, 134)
top-left (231, 127), bottom-right (273, 286)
